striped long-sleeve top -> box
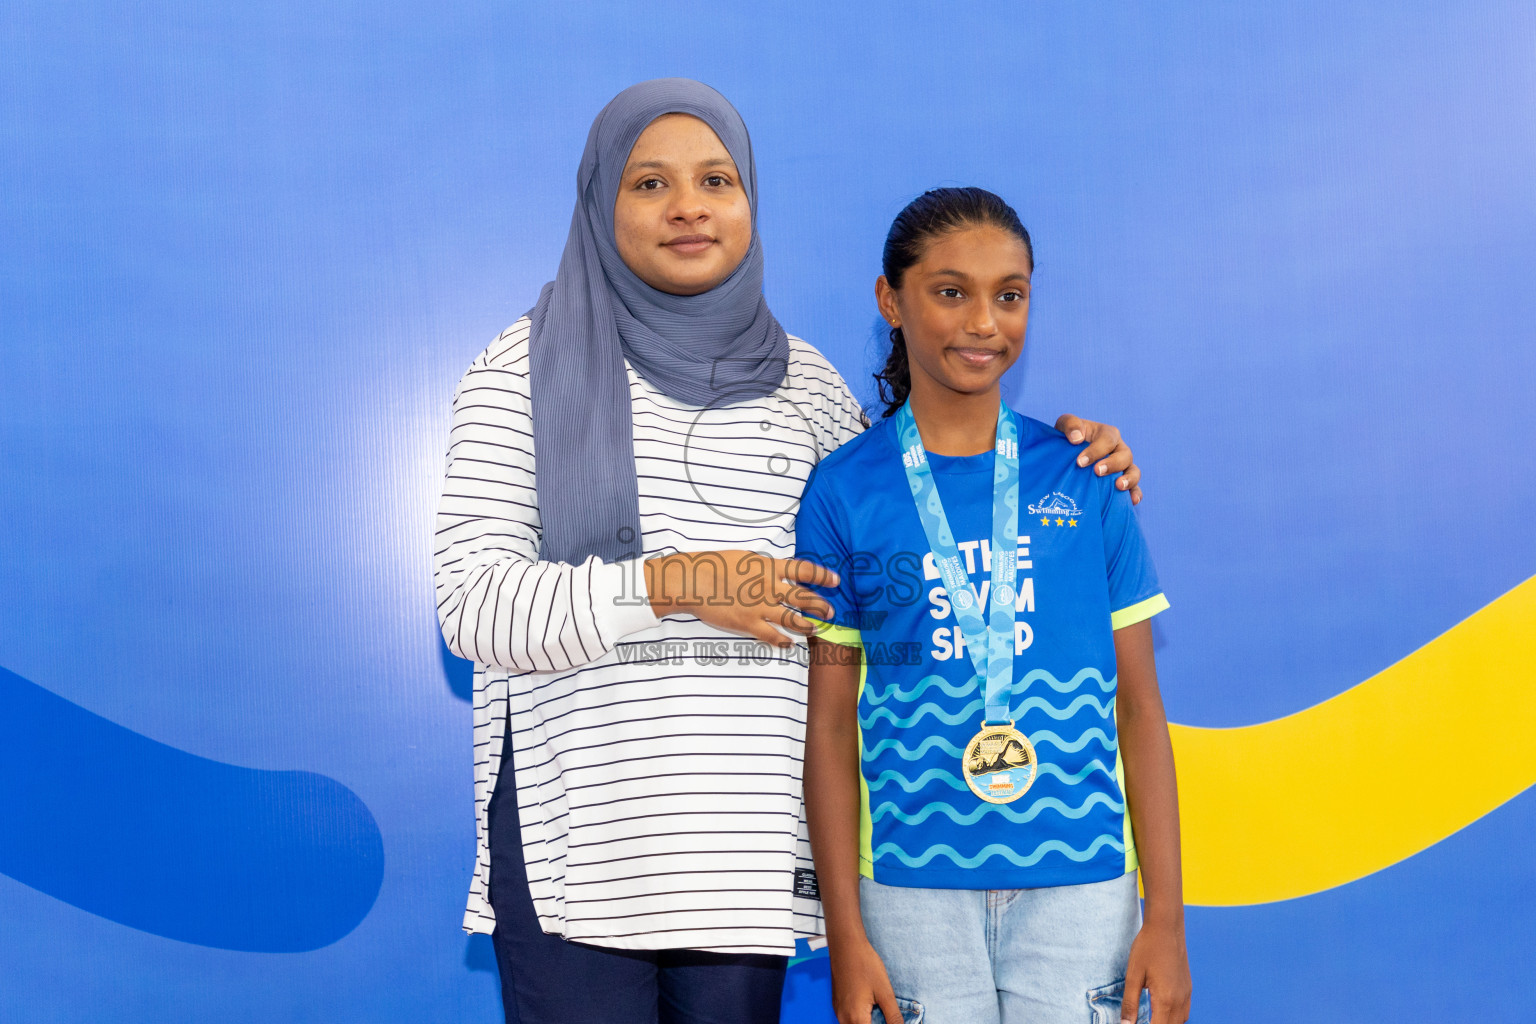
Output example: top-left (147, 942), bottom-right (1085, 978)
top-left (435, 316), bottom-right (867, 954)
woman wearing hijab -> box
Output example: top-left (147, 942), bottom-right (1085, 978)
top-left (434, 79), bottom-right (1142, 1024)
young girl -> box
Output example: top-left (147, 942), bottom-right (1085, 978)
top-left (800, 188), bottom-right (1192, 1024)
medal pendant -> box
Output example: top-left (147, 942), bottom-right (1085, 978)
top-left (962, 722), bottom-right (1037, 804)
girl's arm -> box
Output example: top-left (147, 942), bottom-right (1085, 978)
top-left (1114, 619), bottom-right (1193, 1024)
top-left (805, 637), bottom-right (904, 1024)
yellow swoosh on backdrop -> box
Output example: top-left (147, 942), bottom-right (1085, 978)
top-left (1171, 574), bottom-right (1536, 906)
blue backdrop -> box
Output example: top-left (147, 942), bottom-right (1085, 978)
top-left (2, 2), bottom-right (1533, 1021)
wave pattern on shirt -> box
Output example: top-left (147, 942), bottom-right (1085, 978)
top-left (861, 667), bottom-right (1127, 875)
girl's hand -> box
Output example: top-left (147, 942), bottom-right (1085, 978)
top-left (1054, 414), bottom-right (1143, 504)
top-left (1123, 917), bottom-right (1192, 1024)
top-left (644, 551), bottom-right (839, 648)
top-left (830, 937), bottom-right (904, 1024)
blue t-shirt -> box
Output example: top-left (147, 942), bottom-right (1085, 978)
top-left (795, 409), bottom-right (1168, 890)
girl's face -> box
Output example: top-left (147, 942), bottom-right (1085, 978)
top-left (614, 114), bottom-right (753, 296)
top-left (877, 223), bottom-right (1033, 400)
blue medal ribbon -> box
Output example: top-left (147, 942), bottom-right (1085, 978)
top-left (895, 400), bottom-right (1021, 725)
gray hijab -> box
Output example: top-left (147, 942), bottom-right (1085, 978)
top-left (528, 78), bottom-right (788, 565)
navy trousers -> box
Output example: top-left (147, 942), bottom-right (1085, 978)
top-left (487, 751), bottom-right (788, 1024)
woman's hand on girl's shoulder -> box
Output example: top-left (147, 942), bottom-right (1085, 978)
top-left (1123, 914), bottom-right (1192, 1024)
top-left (1054, 414), bottom-right (1143, 505)
top-left (829, 936), bottom-right (904, 1024)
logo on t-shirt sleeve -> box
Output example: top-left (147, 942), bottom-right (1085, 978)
top-left (1027, 491), bottom-right (1082, 516)
top-left (1028, 491), bottom-right (1083, 527)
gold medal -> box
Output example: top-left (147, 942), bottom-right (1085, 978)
top-left (962, 722), bottom-right (1038, 804)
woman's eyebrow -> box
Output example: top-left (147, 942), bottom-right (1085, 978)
top-left (626, 158), bottom-right (734, 172)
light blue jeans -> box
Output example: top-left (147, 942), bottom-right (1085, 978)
top-left (860, 872), bottom-right (1151, 1024)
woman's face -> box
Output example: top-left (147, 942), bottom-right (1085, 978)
top-left (877, 223), bottom-right (1033, 399)
top-left (614, 114), bottom-right (753, 296)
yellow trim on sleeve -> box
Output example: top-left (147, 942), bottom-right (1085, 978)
top-left (809, 618), bottom-right (873, 875)
top-left (810, 619), bottom-right (864, 648)
top-left (1114, 739), bottom-right (1139, 874)
top-left (1110, 593), bottom-right (1170, 631)
top-left (855, 640), bottom-right (873, 878)
top-left (858, 771), bottom-right (874, 880)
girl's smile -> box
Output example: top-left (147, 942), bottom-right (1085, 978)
top-left (950, 345), bottom-right (1008, 368)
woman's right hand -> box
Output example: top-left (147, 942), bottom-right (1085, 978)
top-left (830, 937), bottom-right (904, 1024)
top-left (643, 550), bottom-right (839, 647)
